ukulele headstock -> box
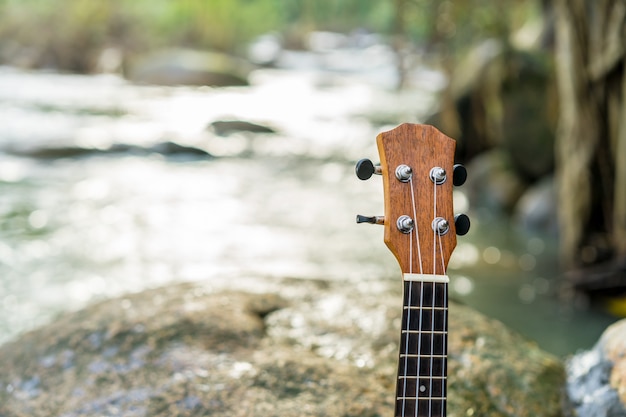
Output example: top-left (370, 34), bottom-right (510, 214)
top-left (356, 123), bottom-right (469, 275)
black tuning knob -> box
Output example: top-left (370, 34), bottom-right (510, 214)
top-left (356, 215), bottom-right (385, 225)
top-left (453, 164), bottom-right (467, 186)
top-left (355, 159), bottom-right (382, 180)
top-left (454, 214), bottom-right (470, 236)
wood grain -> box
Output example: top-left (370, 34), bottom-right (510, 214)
top-left (377, 123), bottom-right (457, 275)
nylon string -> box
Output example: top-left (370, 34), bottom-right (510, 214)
top-left (401, 231), bottom-right (412, 417)
top-left (409, 176), bottom-right (424, 417)
top-left (409, 177), bottom-right (423, 274)
top-left (429, 179), bottom-right (438, 416)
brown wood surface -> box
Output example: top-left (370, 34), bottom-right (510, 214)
top-left (377, 123), bottom-right (457, 275)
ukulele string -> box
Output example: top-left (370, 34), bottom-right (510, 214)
top-left (429, 178), bottom-right (439, 417)
top-left (401, 182), bottom-right (413, 417)
top-left (440, 262), bottom-right (448, 417)
top-left (401, 233), bottom-right (412, 417)
top-left (416, 274), bottom-right (425, 417)
top-left (409, 177), bottom-right (423, 274)
top-left (433, 179), bottom-right (437, 276)
top-left (409, 176), bottom-right (423, 417)
top-left (437, 190), bottom-right (447, 417)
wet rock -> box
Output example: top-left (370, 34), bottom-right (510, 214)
top-left (0, 279), bottom-right (564, 417)
top-left (500, 49), bottom-right (556, 181)
top-left (145, 141), bottom-right (213, 159)
top-left (565, 318), bottom-right (626, 417)
top-left (128, 49), bottom-right (251, 87)
top-left (465, 149), bottom-right (528, 213)
top-left (7, 141), bottom-right (212, 160)
top-left (209, 120), bottom-right (276, 136)
top-left (247, 33), bottom-right (283, 66)
top-left (428, 40), bottom-right (556, 179)
top-left (513, 175), bottom-right (558, 237)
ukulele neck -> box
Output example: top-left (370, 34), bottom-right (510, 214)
top-left (355, 123), bottom-right (469, 417)
top-left (395, 274), bottom-right (448, 417)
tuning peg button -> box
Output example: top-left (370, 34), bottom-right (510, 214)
top-left (453, 164), bottom-right (467, 186)
top-left (356, 215), bottom-right (385, 225)
top-left (356, 159), bottom-right (382, 180)
top-left (454, 214), bottom-right (470, 235)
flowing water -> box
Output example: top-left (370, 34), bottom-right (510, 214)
top-left (0, 63), bottom-right (617, 357)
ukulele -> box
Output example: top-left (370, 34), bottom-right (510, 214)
top-left (356, 123), bottom-right (470, 417)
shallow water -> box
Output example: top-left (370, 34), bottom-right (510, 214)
top-left (0, 66), bottom-right (617, 356)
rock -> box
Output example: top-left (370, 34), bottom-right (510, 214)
top-left (209, 120), bottom-right (276, 136)
top-left (145, 141), bottom-right (213, 159)
top-left (269, 281), bottom-right (565, 417)
top-left (7, 141), bottom-right (212, 160)
top-left (427, 40), bottom-right (556, 180)
top-left (513, 175), bottom-right (558, 237)
top-left (247, 33), bottom-right (283, 66)
top-left (447, 303), bottom-right (564, 417)
top-left (128, 49), bottom-right (251, 87)
top-left (0, 278), bottom-right (564, 417)
top-left (500, 49), bottom-right (556, 181)
top-left (426, 39), bottom-right (505, 161)
top-left (566, 318), bottom-right (626, 417)
top-left (465, 149), bottom-right (528, 213)
top-left (605, 320), bottom-right (626, 406)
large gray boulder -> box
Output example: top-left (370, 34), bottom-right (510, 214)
top-left (0, 278), bottom-right (564, 417)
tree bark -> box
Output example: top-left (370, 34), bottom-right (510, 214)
top-left (615, 67), bottom-right (626, 257)
top-left (553, 0), bottom-right (626, 271)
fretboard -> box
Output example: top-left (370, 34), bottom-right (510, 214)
top-left (395, 277), bottom-right (448, 417)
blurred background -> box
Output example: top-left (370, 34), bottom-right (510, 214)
top-left (0, 0), bottom-right (624, 357)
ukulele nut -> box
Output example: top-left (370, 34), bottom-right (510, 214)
top-left (429, 167), bottom-right (447, 184)
top-left (395, 165), bottom-right (413, 182)
top-left (396, 215), bottom-right (414, 234)
top-left (432, 217), bottom-right (450, 235)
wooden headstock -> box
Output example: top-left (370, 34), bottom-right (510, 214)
top-left (356, 123), bottom-right (469, 276)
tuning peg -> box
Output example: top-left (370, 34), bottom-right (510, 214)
top-left (453, 164), bottom-right (467, 186)
top-left (355, 159), bottom-right (382, 180)
top-left (356, 215), bottom-right (385, 225)
top-left (454, 214), bottom-right (470, 236)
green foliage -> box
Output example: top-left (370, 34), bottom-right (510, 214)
top-left (393, 0), bottom-right (541, 51)
top-left (0, 0), bottom-right (542, 72)
top-left (0, 0), bottom-right (286, 70)
top-left (139, 0), bottom-right (284, 51)
top-left (282, 0), bottom-right (393, 32)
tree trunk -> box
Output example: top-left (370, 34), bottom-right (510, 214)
top-left (553, 0), bottom-right (626, 273)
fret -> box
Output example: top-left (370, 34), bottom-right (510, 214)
top-left (403, 281), bottom-right (447, 309)
top-left (397, 397), bottom-right (447, 401)
top-left (397, 355), bottom-right (447, 377)
top-left (396, 376), bottom-right (446, 398)
top-left (399, 332), bottom-right (446, 355)
top-left (394, 397), bottom-right (446, 417)
top-left (401, 330), bottom-right (448, 334)
top-left (399, 353), bottom-right (446, 358)
top-left (402, 311), bottom-right (447, 332)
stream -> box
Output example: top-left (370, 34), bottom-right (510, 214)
top-left (0, 63), bottom-right (617, 357)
